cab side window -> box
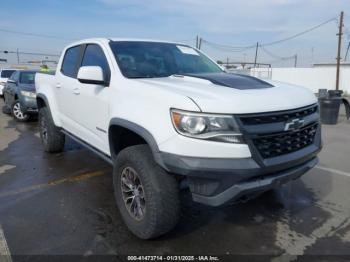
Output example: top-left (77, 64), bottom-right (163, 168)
top-left (81, 44), bottom-right (111, 84)
top-left (61, 45), bottom-right (81, 78)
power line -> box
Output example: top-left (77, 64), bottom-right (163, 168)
top-left (260, 46), bottom-right (296, 60)
top-left (201, 16), bottom-right (337, 52)
top-left (345, 42), bottom-right (350, 61)
top-left (201, 40), bottom-right (255, 52)
top-left (260, 17), bottom-right (337, 47)
top-left (344, 25), bottom-right (350, 40)
top-left (0, 28), bottom-right (76, 41)
top-left (1, 50), bottom-right (60, 57)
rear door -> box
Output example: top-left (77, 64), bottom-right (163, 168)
top-left (73, 44), bottom-right (111, 153)
top-left (55, 45), bottom-right (85, 134)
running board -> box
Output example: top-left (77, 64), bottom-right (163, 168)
top-left (61, 129), bottom-right (113, 165)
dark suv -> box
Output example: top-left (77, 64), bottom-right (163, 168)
top-left (3, 70), bottom-right (38, 121)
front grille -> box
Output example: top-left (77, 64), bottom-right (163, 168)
top-left (252, 123), bottom-right (318, 158)
top-left (240, 105), bottom-right (318, 125)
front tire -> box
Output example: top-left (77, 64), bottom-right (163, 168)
top-left (12, 101), bottom-right (30, 122)
top-left (113, 145), bottom-right (180, 239)
top-left (38, 106), bottom-right (65, 153)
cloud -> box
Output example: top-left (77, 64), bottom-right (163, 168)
top-left (95, 0), bottom-right (349, 65)
top-left (1, 0), bottom-right (349, 66)
top-left (96, 0), bottom-right (346, 36)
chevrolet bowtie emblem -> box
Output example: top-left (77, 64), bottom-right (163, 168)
top-left (284, 118), bottom-right (305, 131)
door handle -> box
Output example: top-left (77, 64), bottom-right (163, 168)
top-left (73, 88), bottom-right (80, 95)
top-left (56, 83), bottom-right (61, 88)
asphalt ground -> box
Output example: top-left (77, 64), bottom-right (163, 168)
top-left (0, 98), bottom-right (350, 261)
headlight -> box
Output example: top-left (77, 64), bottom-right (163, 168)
top-left (20, 91), bottom-right (36, 98)
top-left (171, 109), bottom-right (244, 143)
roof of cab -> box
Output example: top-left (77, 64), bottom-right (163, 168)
top-left (65, 38), bottom-right (190, 48)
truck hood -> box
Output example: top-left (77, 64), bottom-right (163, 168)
top-left (136, 73), bottom-right (317, 114)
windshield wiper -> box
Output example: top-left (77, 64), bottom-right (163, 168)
top-left (170, 74), bottom-right (185, 78)
top-left (129, 75), bottom-right (174, 79)
top-left (127, 75), bottom-right (156, 79)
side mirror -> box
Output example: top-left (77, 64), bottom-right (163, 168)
top-left (77, 66), bottom-right (107, 86)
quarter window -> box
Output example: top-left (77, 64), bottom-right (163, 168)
top-left (61, 46), bottom-right (81, 78)
top-left (81, 44), bottom-right (110, 83)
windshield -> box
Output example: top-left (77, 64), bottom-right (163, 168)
top-left (1, 70), bottom-right (16, 78)
top-left (19, 72), bottom-right (36, 84)
top-left (110, 41), bottom-right (222, 78)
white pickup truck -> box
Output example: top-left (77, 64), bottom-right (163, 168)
top-left (36, 38), bottom-right (322, 239)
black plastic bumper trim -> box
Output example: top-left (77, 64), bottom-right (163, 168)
top-left (192, 157), bottom-right (318, 206)
top-left (159, 144), bottom-right (320, 179)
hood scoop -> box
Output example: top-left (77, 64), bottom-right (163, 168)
top-left (183, 73), bottom-right (274, 90)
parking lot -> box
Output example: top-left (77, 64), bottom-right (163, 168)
top-left (0, 98), bottom-right (350, 260)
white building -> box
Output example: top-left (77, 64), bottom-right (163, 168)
top-left (250, 63), bottom-right (350, 94)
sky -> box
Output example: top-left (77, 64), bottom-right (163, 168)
top-left (0, 0), bottom-right (350, 67)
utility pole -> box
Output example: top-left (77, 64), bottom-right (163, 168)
top-left (196, 35), bottom-right (199, 49)
top-left (16, 48), bottom-right (20, 64)
top-left (226, 57), bottom-right (229, 68)
top-left (198, 38), bottom-right (202, 50)
top-left (335, 11), bottom-right (344, 90)
top-left (254, 42), bottom-right (259, 68)
top-left (294, 54), bottom-right (298, 67)
top-left (345, 42), bottom-right (350, 61)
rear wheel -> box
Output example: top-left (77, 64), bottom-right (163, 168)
top-left (113, 145), bottom-right (180, 239)
top-left (39, 106), bottom-right (65, 152)
top-left (12, 101), bottom-right (30, 122)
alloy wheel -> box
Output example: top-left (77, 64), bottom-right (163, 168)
top-left (121, 167), bottom-right (146, 221)
top-left (13, 102), bottom-right (27, 120)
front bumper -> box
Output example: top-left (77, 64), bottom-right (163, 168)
top-left (193, 157), bottom-right (318, 206)
top-left (157, 104), bottom-right (322, 206)
top-left (158, 145), bottom-right (320, 206)
top-left (19, 96), bottom-right (38, 114)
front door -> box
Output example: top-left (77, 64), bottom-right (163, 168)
top-left (71, 44), bottom-right (111, 153)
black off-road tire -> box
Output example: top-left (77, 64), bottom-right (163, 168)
top-left (38, 106), bottom-right (65, 153)
top-left (113, 144), bottom-right (180, 239)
